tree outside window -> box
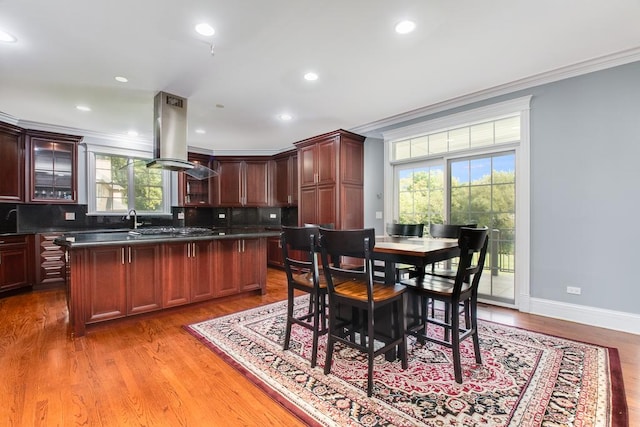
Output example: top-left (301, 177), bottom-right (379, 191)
top-left (95, 154), bottom-right (164, 213)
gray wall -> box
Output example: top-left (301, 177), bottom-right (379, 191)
top-left (362, 60), bottom-right (640, 315)
top-left (363, 137), bottom-right (385, 235)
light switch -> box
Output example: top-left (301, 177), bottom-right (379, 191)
top-left (375, 211), bottom-right (383, 219)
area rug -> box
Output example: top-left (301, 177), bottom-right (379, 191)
top-left (185, 296), bottom-right (627, 427)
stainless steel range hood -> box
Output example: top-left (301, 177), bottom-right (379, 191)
top-left (147, 91), bottom-right (217, 180)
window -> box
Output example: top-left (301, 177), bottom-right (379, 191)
top-left (385, 96), bottom-right (531, 307)
top-left (397, 163), bottom-right (444, 225)
top-left (90, 152), bottom-right (169, 214)
top-left (391, 115), bottom-right (520, 162)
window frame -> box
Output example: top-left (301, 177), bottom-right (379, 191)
top-left (382, 96), bottom-right (531, 310)
top-left (86, 146), bottom-right (172, 216)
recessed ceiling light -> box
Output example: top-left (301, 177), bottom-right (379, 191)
top-left (304, 72), bottom-right (319, 81)
top-left (395, 20), bottom-right (416, 34)
top-left (115, 76), bottom-right (128, 83)
top-left (195, 23), bottom-right (215, 37)
top-left (127, 130), bottom-right (138, 137)
top-left (278, 113), bottom-right (292, 121)
top-left (195, 129), bottom-right (206, 134)
top-left (76, 105), bottom-right (91, 112)
top-left (0, 30), bottom-right (17, 43)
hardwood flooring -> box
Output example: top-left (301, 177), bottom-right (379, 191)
top-left (1, 268), bottom-right (638, 426)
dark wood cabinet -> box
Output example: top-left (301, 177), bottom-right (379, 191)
top-left (295, 129), bottom-right (365, 229)
top-left (273, 150), bottom-right (298, 206)
top-left (26, 130), bottom-right (82, 203)
top-left (85, 246), bottom-right (127, 323)
top-left (0, 122), bottom-right (25, 202)
top-left (163, 242), bottom-right (191, 307)
top-left (127, 244), bottom-right (162, 315)
top-left (66, 236), bottom-right (269, 336)
top-left (163, 240), bottom-right (215, 306)
top-left (85, 243), bottom-right (161, 323)
top-left (36, 233), bottom-right (65, 286)
top-left (213, 157), bottom-right (270, 207)
top-left (267, 236), bottom-right (284, 268)
top-left (178, 153), bottom-right (215, 206)
top-left (0, 235), bottom-right (32, 292)
top-left (214, 238), bottom-right (266, 295)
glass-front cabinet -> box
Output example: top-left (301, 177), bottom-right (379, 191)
top-left (26, 130), bottom-right (82, 203)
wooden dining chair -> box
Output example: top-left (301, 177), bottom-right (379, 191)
top-left (281, 226), bottom-right (327, 368)
top-left (375, 223), bottom-right (425, 281)
top-left (401, 226), bottom-right (489, 383)
top-left (427, 223), bottom-right (477, 279)
top-left (318, 228), bottom-right (408, 397)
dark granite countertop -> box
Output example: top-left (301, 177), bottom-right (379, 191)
top-left (55, 227), bottom-right (280, 248)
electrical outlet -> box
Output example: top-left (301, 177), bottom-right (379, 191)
top-left (177, 212), bottom-right (185, 220)
top-left (218, 213), bottom-right (226, 219)
top-left (64, 212), bottom-right (75, 221)
top-left (566, 286), bottom-right (581, 295)
top-left (269, 213), bottom-right (277, 219)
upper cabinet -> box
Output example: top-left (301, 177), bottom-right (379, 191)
top-left (295, 129), bottom-right (365, 229)
top-left (26, 130), bottom-right (83, 203)
top-left (212, 157), bottom-right (270, 207)
top-left (0, 122), bottom-right (25, 202)
top-left (178, 153), bottom-right (215, 207)
top-left (272, 149), bottom-right (298, 207)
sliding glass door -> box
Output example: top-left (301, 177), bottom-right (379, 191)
top-left (450, 152), bottom-right (515, 304)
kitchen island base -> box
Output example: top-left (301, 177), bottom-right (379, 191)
top-left (60, 234), bottom-right (270, 337)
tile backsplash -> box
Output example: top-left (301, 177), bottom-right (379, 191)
top-left (9, 203), bottom-right (297, 233)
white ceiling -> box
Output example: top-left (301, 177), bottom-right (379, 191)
top-left (2, 0), bottom-right (640, 155)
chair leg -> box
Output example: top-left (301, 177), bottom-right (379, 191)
top-left (451, 303), bottom-right (462, 383)
top-left (283, 287), bottom-right (294, 351)
top-left (367, 308), bottom-right (375, 397)
top-left (310, 292), bottom-right (320, 368)
top-left (470, 298), bottom-right (482, 364)
top-left (398, 299), bottom-right (408, 370)
top-left (444, 302), bottom-right (451, 342)
top-left (324, 303), bottom-right (336, 375)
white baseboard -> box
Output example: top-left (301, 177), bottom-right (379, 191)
top-left (523, 297), bottom-right (640, 335)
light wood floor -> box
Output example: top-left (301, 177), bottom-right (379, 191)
top-left (1, 268), bottom-right (638, 426)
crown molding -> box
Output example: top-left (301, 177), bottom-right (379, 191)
top-left (351, 47), bottom-right (640, 137)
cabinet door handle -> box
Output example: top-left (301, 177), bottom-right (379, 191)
top-left (192, 243), bottom-right (197, 257)
top-left (121, 248), bottom-right (125, 264)
top-left (187, 243), bottom-right (191, 258)
top-left (128, 247), bottom-right (132, 264)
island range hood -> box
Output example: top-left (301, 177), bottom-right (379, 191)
top-left (146, 91), bottom-right (217, 180)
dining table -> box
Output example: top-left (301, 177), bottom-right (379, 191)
top-left (372, 235), bottom-right (461, 360)
top-left (373, 235), bottom-right (460, 283)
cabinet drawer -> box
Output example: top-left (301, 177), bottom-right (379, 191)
top-left (0, 235), bottom-right (28, 246)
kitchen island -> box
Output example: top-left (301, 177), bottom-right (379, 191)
top-left (55, 228), bottom-right (280, 336)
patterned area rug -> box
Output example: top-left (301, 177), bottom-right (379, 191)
top-left (185, 296), bottom-right (627, 426)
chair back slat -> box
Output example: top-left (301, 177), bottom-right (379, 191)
top-left (318, 228), bottom-right (376, 297)
top-left (386, 223), bottom-right (424, 237)
top-left (429, 223), bottom-right (477, 239)
top-left (281, 226), bottom-right (319, 284)
top-left (452, 227), bottom-right (489, 297)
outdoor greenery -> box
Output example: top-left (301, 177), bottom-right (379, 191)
top-left (95, 154), bottom-right (163, 213)
top-left (397, 157), bottom-right (515, 257)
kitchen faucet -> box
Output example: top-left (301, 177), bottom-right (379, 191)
top-left (126, 209), bottom-right (141, 229)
